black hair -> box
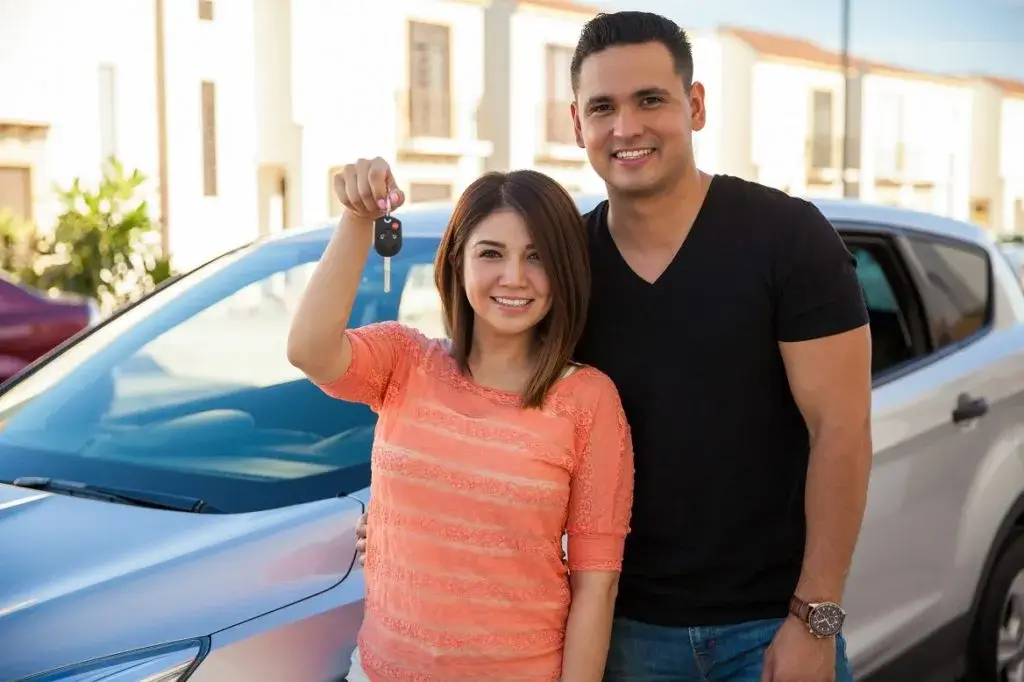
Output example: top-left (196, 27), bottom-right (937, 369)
top-left (570, 11), bottom-right (694, 93)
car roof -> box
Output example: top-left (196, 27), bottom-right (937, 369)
top-left (268, 192), bottom-right (992, 250)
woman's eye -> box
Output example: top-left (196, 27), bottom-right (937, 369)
top-left (478, 249), bottom-right (501, 259)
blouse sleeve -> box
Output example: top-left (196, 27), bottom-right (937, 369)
top-left (565, 372), bottom-right (635, 572)
top-left (313, 320), bottom-right (425, 413)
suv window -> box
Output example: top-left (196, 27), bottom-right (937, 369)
top-left (906, 236), bottom-right (991, 348)
top-left (853, 248), bottom-right (899, 312)
top-left (0, 235), bottom-right (442, 513)
top-left (844, 236), bottom-right (931, 378)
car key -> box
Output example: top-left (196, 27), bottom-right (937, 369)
top-left (373, 197), bottom-right (402, 293)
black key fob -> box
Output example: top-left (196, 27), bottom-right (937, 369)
top-left (373, 215), bottom-right (402, 258)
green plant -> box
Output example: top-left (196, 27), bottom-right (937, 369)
top-left (1, 158), bottom-right (173, 310)
top-left (0, 210), bottom-right (44, 278)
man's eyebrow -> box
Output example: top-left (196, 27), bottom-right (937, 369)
top-left (584, 87), bottom-right (671, 108)
top-left (635, 87), bottom-right (671, 98)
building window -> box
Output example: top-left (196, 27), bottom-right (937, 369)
top-left (0, 166), bottom-right (32, 222)
top-left (544, 45), bottom-right (575, 145)
top-left (809, 89), bottom-right (834, 169)
top-left (408, 21), bottom-right (451, 138)
top-left (198, 0), bottom-right (213, 20)
top-left (98, 64), bottom-right (118, 165)
top-left (409, 183), bottom-right (453, 203)
top-left (201, 81), bottom-right (218, 197)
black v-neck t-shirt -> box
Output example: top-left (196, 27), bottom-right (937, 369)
top-left (574, 174), bottom-right (868, 627)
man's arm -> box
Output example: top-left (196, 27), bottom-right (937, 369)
top-left (780, 324), bottom-right (873, 603)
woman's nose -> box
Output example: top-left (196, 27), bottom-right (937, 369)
top-left (499, 257), bottom-right (527, 286)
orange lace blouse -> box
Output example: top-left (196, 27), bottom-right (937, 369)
top-left (316, 321), bottom-right (634, 682)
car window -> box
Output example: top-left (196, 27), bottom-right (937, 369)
top-left (397, 263), bottom-right (447, 339)
top-left (842, 237), bottom-right (928, 378)
top-left (0, 235), bottom-right (443, 513)
top-left (851, 247), bottom-right (899, 312)
top-left (906, 236), bottom-right (991, 348)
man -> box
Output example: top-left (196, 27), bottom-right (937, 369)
top-left (357, 10), bottom-right (872, 682)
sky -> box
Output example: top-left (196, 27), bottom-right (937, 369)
top-left (599, 0), bottom-right (1024, 81)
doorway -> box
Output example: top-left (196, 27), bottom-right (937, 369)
top-left (257, 165), bottom-right (289, 237)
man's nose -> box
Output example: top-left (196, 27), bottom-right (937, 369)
top-left (613, 106), bottom-right (644, 139)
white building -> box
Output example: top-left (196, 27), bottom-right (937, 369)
top-left (999, 82), bottom-right (1024, 234)
top-left (858, 66), bottom-right (973, 221)
top-left (692, 27), bottom-right (847, 198)
top-left (970, 78), bottom-right (1024, 234)
top-left (0, 0), bottom-right (496, 272)
top-left (0, 0), bottom-right (263, 271)
top-left (0, 0), bottom-right (164, 239)
top-left (693, 27), bottom-right (984, 224)
top-left (253, 0), bottom-right (494, 270)
top-left (482, 0), bottom-right (603, 194)
top-left (5, 1), bottom-right (1022, 271)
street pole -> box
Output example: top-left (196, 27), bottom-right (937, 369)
top-left (840, 0), bottom-right (852, 197)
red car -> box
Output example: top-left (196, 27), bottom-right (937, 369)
top-left (0, 273), bottom-right (97, 382)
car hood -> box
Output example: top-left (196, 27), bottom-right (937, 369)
top-left (0, 482), bottom-right (364, 680)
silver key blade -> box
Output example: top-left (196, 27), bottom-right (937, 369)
top-left (383, 257), bottom-right (391, 293)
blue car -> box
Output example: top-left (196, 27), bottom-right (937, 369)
top-left (0, 201), bottom-right (468, 682)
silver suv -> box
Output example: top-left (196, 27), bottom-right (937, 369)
top-left (810, 199), bottom-right (1024, 682)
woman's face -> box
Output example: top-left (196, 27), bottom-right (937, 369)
top-left (461, 209), bottom-right (552, 341)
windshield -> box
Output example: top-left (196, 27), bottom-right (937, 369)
top-left (0, 232), bottom-right (445, 513)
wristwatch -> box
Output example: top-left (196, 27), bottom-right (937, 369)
top-left (789, 595), bottom-right (846, 638)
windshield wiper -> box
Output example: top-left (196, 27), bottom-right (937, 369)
top-left (9, 476), bottom-right (219, 513)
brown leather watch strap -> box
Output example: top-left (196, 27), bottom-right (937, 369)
top-left (789, 595), bottom-right (811, 622)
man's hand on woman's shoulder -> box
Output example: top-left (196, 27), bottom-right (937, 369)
top-left (355, 512), bottom-right (368, 566)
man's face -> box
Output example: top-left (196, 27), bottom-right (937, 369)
top-left (571, 41), bottom-right (706, 198)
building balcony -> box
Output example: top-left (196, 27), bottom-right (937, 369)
top-left (534, 100), bottom-right (586, 164)
top-left (872, 140), bottom-right (947, 186)
top-left (394, 89), bottom-right (492, 160)
top-left (804, 133), bottom-right (862, 190)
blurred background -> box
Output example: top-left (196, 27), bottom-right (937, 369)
top-left (0, 0), bottom-right (1022, 292)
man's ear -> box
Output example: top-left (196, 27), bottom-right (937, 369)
top-left (571, 101), bottom-right (585, 149)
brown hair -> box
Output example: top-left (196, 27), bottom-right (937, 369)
top-left (433, 170), bottom-right (590, 409)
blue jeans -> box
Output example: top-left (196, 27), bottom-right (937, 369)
top-left (602, 616), bottom-right (854, 682)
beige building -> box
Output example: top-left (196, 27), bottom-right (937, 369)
top-left (482, 0), bottom-right (604, 194)
top-left (691, 26), bottom-right (1021, 232)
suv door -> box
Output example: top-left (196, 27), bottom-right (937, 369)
top-left (836, 222), bottom-right (1001, 679)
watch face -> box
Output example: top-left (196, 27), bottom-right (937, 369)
top-left (808, 603), bottom-right (845, 637)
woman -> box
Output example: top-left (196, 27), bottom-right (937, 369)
top-left (287, 157), bottom-right (634, 682)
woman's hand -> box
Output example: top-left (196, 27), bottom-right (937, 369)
top-left (333, 157), bottom-right (406, 221)
top-left (287, 157), bottom-right (405, 385)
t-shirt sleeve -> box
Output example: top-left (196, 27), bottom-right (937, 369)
top-left (565, 372), bottom-right (635, 572)
top-left (775, 200), bottom-right (869, 343)
top-left (314, 321), bottom-right (425, 412)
